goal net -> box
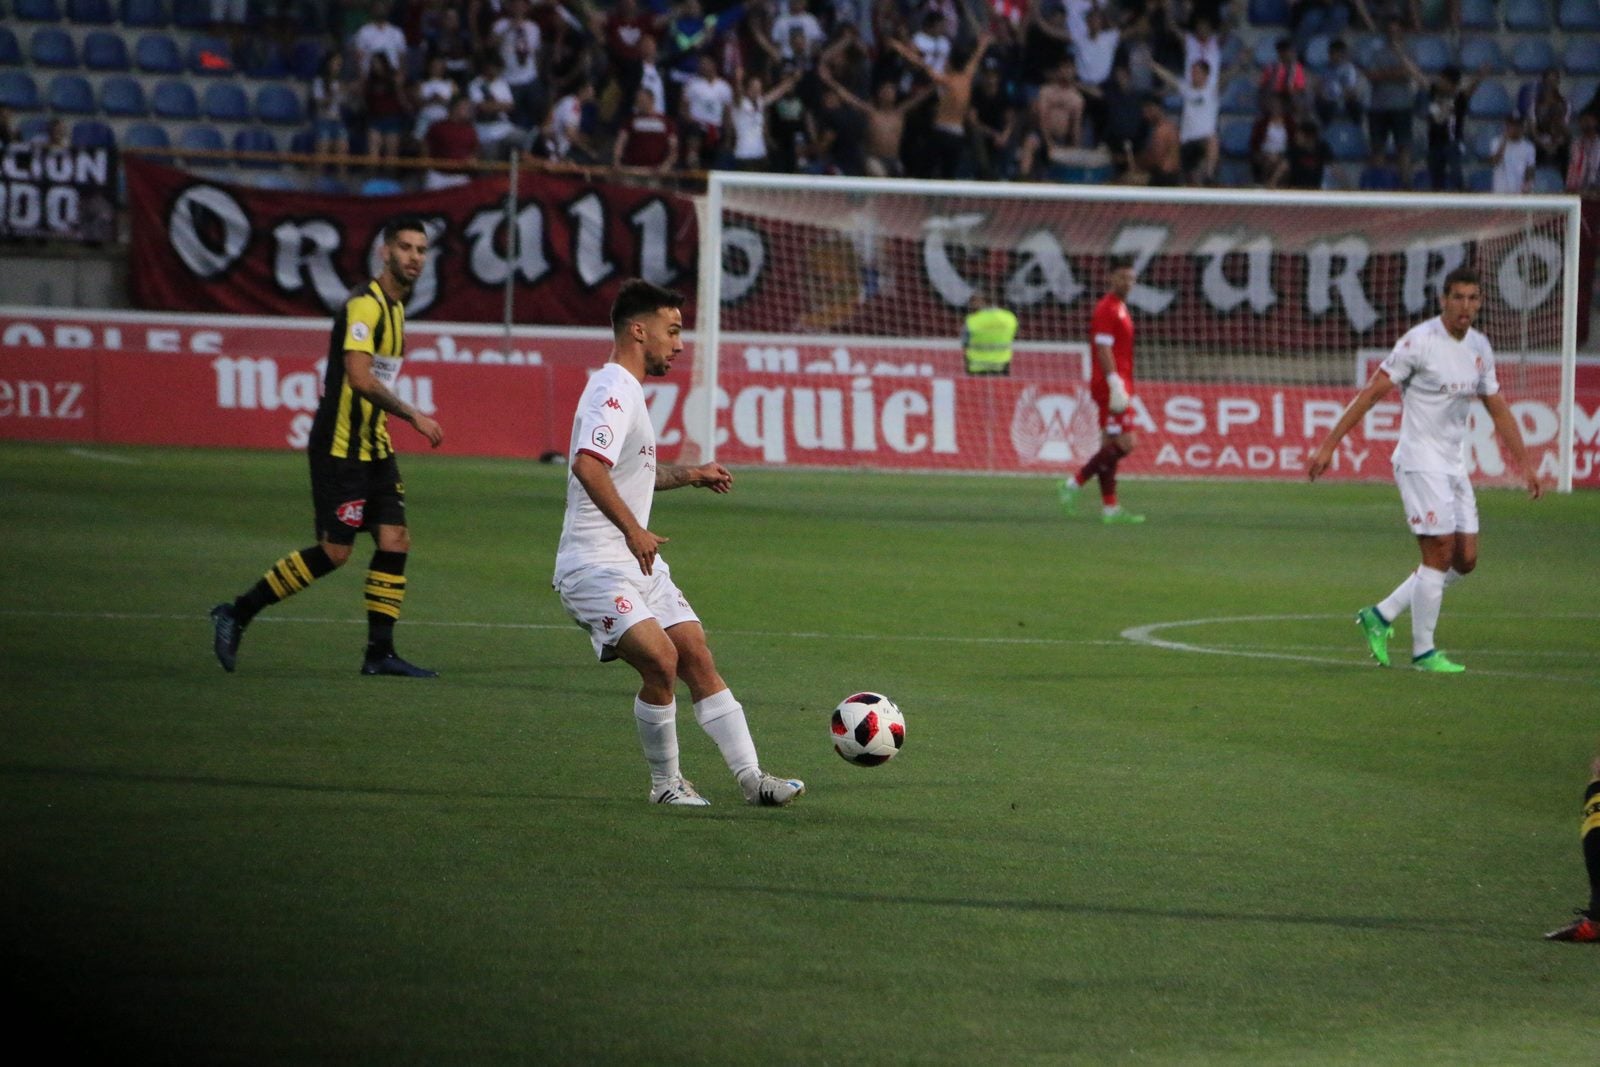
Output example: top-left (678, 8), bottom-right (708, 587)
top-left (689, 174), bottom-right (1581, 491)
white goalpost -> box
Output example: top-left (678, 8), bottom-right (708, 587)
top-left (690, 173), bottom-right (1581, 492)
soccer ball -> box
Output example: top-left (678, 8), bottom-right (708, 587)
top-left (831, 692), bottom-right (905, 766)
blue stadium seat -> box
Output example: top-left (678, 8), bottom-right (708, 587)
top-left (1407, 35), bottom-right (1454, 75)
top-left (151, 79), bottom-right (199, 119)
top-left (0, 27), bottom-right (20, 66)
top-left (187, 35), bottom-right (235, 75)
top-left (1559, 0), bottom-right (1600, 29)
top-left (1468, 81), bottom-right (1513, 119)
top-left (288, 128), bottom-right (315, 153)
top-left (1459, 37), bottom-right (1506, 73)
top-left (172, 0), bottom-right (210, 28)
top-left (248, 172), bottom-right (298, 190)
top-left (1216, 157), bottom-right (1254, 187)
top-left (1220, 75), bottom-right (1257, 116)
top-left (1511, 37), bottom-right (1557, 75)
top-left (233, 126), bottom-right (280, 167)
top-left (1504, 0), bottom-right (1552, 29)
top-left (0, 71), bottom-right (43, 111)
top-left (135, 33), bottom-right (182, 74)
top-left (14, 0), bottom-right (64, 19)
top-left (82, 30), bottom-right (130, 71)
top-left (121, 0), bottom-right (168, 26)
top-left (312, 175), bottom-right (348, 195)
top-left (1304, 34), bottom-right (1332, 70)
top-left (1359, 165), bottom-right (1402, 190)
top-left (1248, 0), bottom-right (1290, 24)
top-left (1471, 124), bottom-right (1500, 160)
top-left (177, 123), bottom-right (225, 152)
top-left (122, 121), bottom-right (171, 150)
top-left (1220, 118), bottom-right (1254, 158)
top-left (66, 0), bottom-right (115, 22)
top-left (360, 177), bottom-right (403, 196)
top-left (70, 119), bottom-right (115, 147)
top-left (46, 74), bottom-right (95, 114)
top-left (100, 76), bottom-right (149, 117)
top-left (29, 27), bottom-right (78, 67)
top-left (289, 38), bottom-right (327, 79)
top-left (1531, 165), bottom-right (1564, 192)
top-left (1326, 119), bottom-right (1367, 160)
top-left (242, 42), bottom-right (289, 78)
top-left (202, 82), bottom-right (251, 122)
top-left (18, 116), bottom-right (54, 142)
top-left (1252, 36), bottom-right (1280, 67)
top-left (1564, 37), bottom-right (1600, 75)
top-left (1467, 167), bottom-right (1494, 191)
top-left (1352, 34), bottom-right (1386, 68)
top-left (255, 84), bottom-right (304, 125)
top-left (1460, 0), bottom-right (1498, 28)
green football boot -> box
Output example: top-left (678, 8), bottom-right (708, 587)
top-left (1412, 649), bottom-right (1466, 673)
top-left (1101, 508), bottom-right (1145, 525)
top-left (1058, 479), bottom-right (1080, 514)
top-left (1354, 606), bottom-right (1393, 667)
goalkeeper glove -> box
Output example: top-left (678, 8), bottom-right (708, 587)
top-left (1106, 372), bottom-right (1130, 414)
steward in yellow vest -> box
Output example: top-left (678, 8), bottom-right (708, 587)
top-left (962, 297), bottom-right (1017, 375)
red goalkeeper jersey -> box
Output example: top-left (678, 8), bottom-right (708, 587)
top-left (1089, 291), bottom-right (1135, 386)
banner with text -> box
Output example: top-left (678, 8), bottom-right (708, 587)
top-left (1, 144), bottom-right (117, 242)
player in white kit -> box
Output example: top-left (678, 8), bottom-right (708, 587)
top-left (1308, 266), bottom-right (1543, 672)
top-left (553, 279), bottom-right (805, 806)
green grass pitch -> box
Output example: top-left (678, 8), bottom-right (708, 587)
top-left (2, 440), bottom-right (1597, 1065)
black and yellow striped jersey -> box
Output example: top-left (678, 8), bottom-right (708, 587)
top-left (309, 281), bottom-right (406, 460)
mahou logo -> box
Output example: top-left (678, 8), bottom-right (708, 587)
top-left (1010, 385), bottom-right (1100, 465)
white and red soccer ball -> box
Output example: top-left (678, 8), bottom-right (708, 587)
top-left (831, 692), bottom-right (905, 766)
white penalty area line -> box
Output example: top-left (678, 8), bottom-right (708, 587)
top-left (1121, 614), bottom-right (1600, 682)
top-left (65, 448), bottom-right (143, 465)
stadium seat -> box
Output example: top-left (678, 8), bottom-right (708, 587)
top-left (70, 119), bottom-right (115, 148)
top-left (248, 172), bottom-right (298, 190)
top-left (1559, 0), bottom-right (1600, 29)
top-left (1467, 167), bottom-right (1494, 191)
top-left (66, 0), bottom-right (115, 22)
top-left (122, 121), bottom-right (171, 150)
top-left (1407, 35), bottom-right (1454, 75)
top-left (177, 123), bottom-right (225, 153)
top-left (151, 79), bottom-right (199, 119)
top-left (82, 30), bottom-right (130, 71)
top-left (1252, 36), bottom-right (1279, 67)
top-left (242, 42), bottom-right (289, 78)
top-left (289, 38), bottom-right (326, 79)
top-left (288, 128), bottom-right (315, 153)
top-left (1458, 37), bottom-right (1506, 73)
top-left (1468, 81), bottom-right (1513, 119)
top-left (1248, 0), bottom-right (1290, 24)
top-left (1304, 34), bottom-right (1332, 70)
top-left (99, 76), bottom-right (149, 117)
top-left (1511, 37), bottom-right (1557, 75)
top-left (1471, 124), bottom-right (1500, 161)
top-left (255, 84), bottom-right (304, 125)
top-left (1504, 0), bottom-right (1552, 29)
top-left (202, 82), bottom-right (250, 122)
top-left (312, 174), bottom-right (348, 195)
top-left (1220, 75), bottom-right (1257, 116)
top-left (1565, 38), bottom-right (1600, 75)
top-left (1359, 165), bottom-right (1402, 190)
top-left (187, 35), bottom-right (235, 75)
top-left (1531, 166), bottom-right (1564, 192)
top-left (359, 177), bottom-right (403, 196)
top-left (18, 116), bottom-right (53, 142)
top-left (1220, 118), bottom-right (1253, 158)
top-left (135, 33), bottom-right (183, 74)
top-left (1352, 34), bottom-right (1386, 68)
top-left (1216, 157), bottom-right (1254, 187)
top-left (121, 0), bottom-right (168, 26)
top-left (172, 0), bottom-right (210, 27)
top-left (46, 74), bottom-right (95, 114)
top-left (1325, 119), bottom-right (1367, 161)
top-left (29, 27), bottom-right (78, 67)
top-left (0, 27), bottom-right (21, 67)
top-left (14, 0), bottom-right (63, 19)
top-left (233, 126), bottom-right (280, 167)
top-left (1460, 0), bottom-right (1498, 28)
top-left (0, 71), bottom-right (43, 111)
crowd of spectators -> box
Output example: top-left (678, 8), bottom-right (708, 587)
top-left (144, 0), bottom-right (1600, 192)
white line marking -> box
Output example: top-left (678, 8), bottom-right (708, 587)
top-left (65, 448), bottom-right (142, 465)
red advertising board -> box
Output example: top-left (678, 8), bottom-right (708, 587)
top-left (2, 308), bottom-right (1596, 486)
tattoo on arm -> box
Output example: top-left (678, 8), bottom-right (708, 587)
top-left (654, 465), bottom-right (697, 490)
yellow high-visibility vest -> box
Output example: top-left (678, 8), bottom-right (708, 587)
top-left (963, 307), bottom-right (1018, 375)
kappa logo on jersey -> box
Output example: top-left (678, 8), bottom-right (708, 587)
top-left (614, 596), bottom-right (633, 614)
top-left (604, 396), bottom-right (623, 410)
top-left (1410, 514), bottom-right (1421, 525)
top-left (592, 425), bottom-right (613, 448)
top-left (601, 616), bottom-right (616, 633)
top-left (336, 499), bottom-right (366, 527)
top-left (350, 322), bottom-right (370, 342)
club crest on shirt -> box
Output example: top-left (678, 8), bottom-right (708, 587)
top-left (350, 322), bottom-right (370, 342)
top-left (614, 596), bottom-right (633, 614)
top-left (592, 425), bottom-right (613, 448)
top-left (336, 498), bottom-right (366, 527)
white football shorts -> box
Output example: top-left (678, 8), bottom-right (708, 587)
top-left (1394, 467), bottom-right (1479, 536)
top-left (554, 559), bottom-right (700, 662)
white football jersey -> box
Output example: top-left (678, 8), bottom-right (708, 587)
top-left (1379, 316), bottom-right (1499, 474)
top-left (554, 363), bottom-right (659, 580)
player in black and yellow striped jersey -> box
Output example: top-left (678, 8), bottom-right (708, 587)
top-left (209, 217), bottom-right (446, 677)
top-left (1545, 753), bottom-right (1600, 943)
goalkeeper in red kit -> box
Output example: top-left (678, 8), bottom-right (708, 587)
top-left (1059, 255), bottom-right (1144, 524)
top-left (1545, 753), bottom-right (1600, 943)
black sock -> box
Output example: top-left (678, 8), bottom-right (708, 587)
top-left (365, 550), bottom-right (408, 656)
top-left (1583, 780), bottom-right (1600, 915)
top-left (233, 546), bottom-right (338, 625)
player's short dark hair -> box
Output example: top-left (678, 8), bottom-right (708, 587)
top-left (383, 216), bottom-right (429, 243)
top-left (611, 278), bottom-right (685, 334)
top-left (1443, 266), bottom-right (1481, 292)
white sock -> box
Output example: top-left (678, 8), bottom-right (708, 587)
top-left (1377, 567), bottom-right (1463, 623)
top-left (634, 696), bottom-right (680, 789)
top-left (693, 688), bottom-right (760, 784)
top-left (1410, 566), bottom-right (1448, 658)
